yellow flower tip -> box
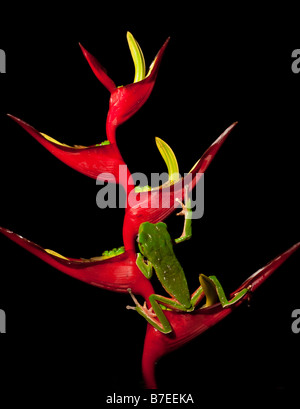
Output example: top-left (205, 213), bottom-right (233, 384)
top-left (40, 132), bottom-right (71, 148)
top-left (126, 31), bottom-right (146, 83)
top-left (189, 158), bottom-right (201, 173)
top-left (155, 137), bottom-right (180, 183)
top-left (45, 249), bottom-right (69, 260)
top-left (40, 132), bottom-right (87, 149)
top-left (199, 274), bottom-right (219, 307)
top-left (126, 31), bottom-right (133, 42)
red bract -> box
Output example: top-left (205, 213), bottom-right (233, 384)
top-left (79, 37), bottom-right (170, 143)
top-left (123, 122), bottom-right (237, 250)
top-left (0, 226), bottom-right (154, 300)
top-left (141, 242), bottom-right (300, 389)
top-left (7, 114), bottom-right (129, 186)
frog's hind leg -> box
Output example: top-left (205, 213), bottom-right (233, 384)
top-left (199, 274), bottom-right (249, 308)
top-left (190, 285), bottom-right (205, 308)
top-left (126, 288), bottom-right (173, 334)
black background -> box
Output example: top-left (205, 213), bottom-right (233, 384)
top-left (0, 5), bottom-right (299, 402)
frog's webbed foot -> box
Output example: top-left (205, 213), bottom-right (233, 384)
top-left (126, 288), bottom-right (157, 319)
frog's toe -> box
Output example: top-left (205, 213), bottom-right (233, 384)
top-left (139, 304), bottom-right (156, 319)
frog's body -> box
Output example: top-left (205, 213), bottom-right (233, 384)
top-left (127, 197), bottom-right (249, 334)
top-left (138, 222), bottom-right (192, 310)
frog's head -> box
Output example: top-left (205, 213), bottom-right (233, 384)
top-left (137, 222), bottom-right (170, 258)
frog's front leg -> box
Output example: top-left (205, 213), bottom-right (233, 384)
top-left (127, 289), bottom-right (192, 334)
top-left (175, 186), bottom-right (192, 244)
top-left (136, 253), bottom-right (153, 279)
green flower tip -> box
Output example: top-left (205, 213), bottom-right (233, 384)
top-left (127, 31), bottom-right (146, 83)
top-left (155, 137), bottom-right (180, 183)
top-left (134, 137), bottom-right (180, 193)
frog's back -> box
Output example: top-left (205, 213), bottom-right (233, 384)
top-left (150, 234), bottom-right (191, 308)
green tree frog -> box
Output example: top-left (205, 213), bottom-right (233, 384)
top-left (127, 197), bottom-right (249, 334)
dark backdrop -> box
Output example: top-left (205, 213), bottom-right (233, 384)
top-left (0, 5), bottom-right (299, 401)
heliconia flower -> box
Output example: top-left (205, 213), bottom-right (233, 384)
top-left (122, 121), bottom-right (238, 250)
top-left (79, 32), bottom-right (170, 143)
top-left (7, 114), bottom-right (132, 189)
top-left (0, 226), bottom-right (154, 299)
top-left (140, 241), bottom-right (300, 388)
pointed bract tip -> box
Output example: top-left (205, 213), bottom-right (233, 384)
top-left (7, 113), bottom-right (21, 123)
top-left (162, 36), bottom-right (171, 48)
top-left (126, 32), bottom-right (137, 46)
top-left (229, 120), bottom-right (238, 128)
top-left (78, 42), bottom-right (87, 54)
